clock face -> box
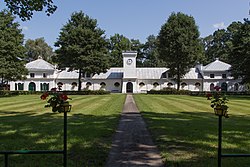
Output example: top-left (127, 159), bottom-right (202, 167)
top-left (127, 59), bottom-right (133, 65)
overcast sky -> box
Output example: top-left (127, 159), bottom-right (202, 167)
top-left (1, 0), bottom-right (250, 49)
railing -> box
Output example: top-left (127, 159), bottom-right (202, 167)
top-left (217, 115), bottom-right (250, 167)
top-left (0, 111), bottom-right (68, 167)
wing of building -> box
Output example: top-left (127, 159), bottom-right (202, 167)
top-left (10, 52), bottom-right (246, 93)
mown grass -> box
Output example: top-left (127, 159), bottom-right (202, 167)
top-left (0, 94), bottom-right (126, 167)
top-left (134, 94), bottom-right (250, 167)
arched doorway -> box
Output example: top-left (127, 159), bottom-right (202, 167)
top-left (210, 83), bottom-right (215, 91)
top-left (29, 82), bottom-right (36, 91)
top-left (221, 82), bottom-right (227, 92)
top-left (126, 82), bottom-right (133, 93)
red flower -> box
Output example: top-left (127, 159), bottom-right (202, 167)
top-left (206, 93), bottom-right (212, 100)
top-left (214, 86), bottom-right (221, 91)
top-left (60, 94), bottom-right (68, 101)
top-left (40, 93), bottom-right (49, 100)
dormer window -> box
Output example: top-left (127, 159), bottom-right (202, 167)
top-left (222, 74), bottom-right (227, 79)
top-left (43, 73), bottom-right (47, 78)
top-left (85, 72), bottom-right (91, 78)
top-left (30, 73), bottom-right (35, 78)
top-left (162, 72), bottom-right (167, 78)
top-left (210, 74), bottom-right (214, 78)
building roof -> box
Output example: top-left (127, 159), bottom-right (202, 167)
top-left (92, 68), bottom-right (124, 79)
top-left (183, 68), bottom-right (202, 79)
top-left (203, 59), bottom-right (231, 71)
top-left (26, 58), bottom-right (55, 71)
top-left (136, 68), bottom-right (168, 79)
top-left (57, 69), bottom-right (79, 79)
top-left (92, 67), bottom-right (168, 79)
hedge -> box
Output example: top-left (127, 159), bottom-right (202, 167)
top-left (0, 90), bottom-right (111, 97)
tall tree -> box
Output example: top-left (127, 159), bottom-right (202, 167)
top-left (0, 10), bottom-right (28, 89)
top-left (202, 21), bottom-right (243, 64)
top-left (130, 39), bottom-right (144, 67)
top-left (143, 35), bottom-right (164, 67)
top-left (229, 19), bottom-right (250, 84)
top-left (54, 11), bottom-right (110, 91)
top-left (107, 34), bottom-right (131, 67)
top-left (157, 12), bottom-right (204, 90)
top-left (3, 0), bottom-right (57, 21)
top-left (25, 37), bottom-right (54, 62)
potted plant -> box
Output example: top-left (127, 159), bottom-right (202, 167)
top-left (206, 86), bottom-right (229, 118)
top-left (41, 88), bottom-right (72, 113)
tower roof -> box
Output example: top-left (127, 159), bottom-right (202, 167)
top-left (25, 59), bottom-right (55, 71)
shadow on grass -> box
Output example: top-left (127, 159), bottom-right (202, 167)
top-left (141, 111), bottom-right (250, 167)
top-left (0, 110), bottom-right (119, 167)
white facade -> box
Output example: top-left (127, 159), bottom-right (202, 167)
top-left (10, 52), bottom-right (246, 93)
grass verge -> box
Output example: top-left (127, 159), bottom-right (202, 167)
top-left (134, 94), bottom-right (250, 167)
top-left (0, 94), bottom-right (126, 167)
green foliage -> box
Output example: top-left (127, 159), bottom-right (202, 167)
top-left (54, 11), bottom-right (110, 91)
top-left (157, 12), bottom-right (204, 90)
top-left (201, 21), bottom-right (243, 64)
top-left (25, 37), bottom-right (54, 62)
top-left (3, 0), bottom-right (57, 21)
top-left (143, 35), bottom-right (165, 67)
top-left (0, 10), bottom-right (28, 85)
top-left (229, 20), bottom-right (250, 84)
top-left (107, 34), bottom-right (132, 67)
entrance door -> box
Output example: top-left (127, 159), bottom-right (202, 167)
top-left (126, 82), bottom-right (133, 93)
top-left (221, 82), bottom-right (227, 92)
top-left (29, 82), bottom-right (36, 91)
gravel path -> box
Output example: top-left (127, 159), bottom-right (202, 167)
top-left (105, 94), bottom-right (164, 167)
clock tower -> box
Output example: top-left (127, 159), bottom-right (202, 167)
top-left (123, 51), bottom-right (137, 78)
top-left (122, 51), bottom-right (137, 93)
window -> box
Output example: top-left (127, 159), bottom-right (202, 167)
top-left (139, 82), bottom-right (145, 87)
top-left (234, 83), bottom-right (239, 91)
top-left (30, 73), bottom-right (35, 78)
top-left (40, 83), bottom-right (49, 91)
top-left (86, 73), bottom-right (91, 78)
top-left (167, 82), bottom-right (173, 87)
top-left (162, 72), bottom-right (167, 78)
top-left (43, 73), bottom-right (47, 78)
top-left (222, 74), bottom-right (227, 79)
top-left (153, 82), bottom-right (159, 87)
top-left (114, 82), bottom-right (120, 87)
top-left (210, 83), bottom-right (215, 91)
top-left (210, 74), bottom-right (214, 78)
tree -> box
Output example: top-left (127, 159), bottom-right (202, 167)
top-left (157, 12), bottom-right (204, 90)
top-left (107, 34), bottom-right (131, 67)
top-left (25, 37), bottom-right (54, 62)
top-left (229, 20), bottom-right (250, 84)
top-left (54, 11), bottom-right (110, 91)
top-left (202, 21), bottom-right (243, 64)
top-left (143, 35), bottom-right (164, 67)
top-left (3, 0), bottom-right (57, 21)
top-left (130, 39), bottom-right (144, 67)
top-left (0, 10), bottom-right (28, 89)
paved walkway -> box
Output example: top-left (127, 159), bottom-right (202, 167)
top-left (105, 94), bottom-right (164, 167)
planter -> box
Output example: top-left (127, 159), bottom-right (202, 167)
top-left (214, 106), bottom-right (228, 117)
top-left (58, 101), bottom-right (72, 113)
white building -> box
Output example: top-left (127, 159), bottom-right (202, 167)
top-left (10, 51), bottom-right (245, 93)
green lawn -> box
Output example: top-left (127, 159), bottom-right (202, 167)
top-left (134, 94), bottom-right (250, 167)
top-left (0, 94), bottom-right (126, 167)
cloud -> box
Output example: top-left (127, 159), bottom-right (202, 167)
top-left (21, 26), bottom-right (29, 31)
top-left (213, 22), bottom-right (226, 29)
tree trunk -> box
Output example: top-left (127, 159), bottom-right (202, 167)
top-left (78, 69), bottom-right (82, 91)
top-left (177, 65), bottom-right (180, 91)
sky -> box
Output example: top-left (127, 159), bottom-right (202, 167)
top-left (1, 0), bottom-right (250, 50)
